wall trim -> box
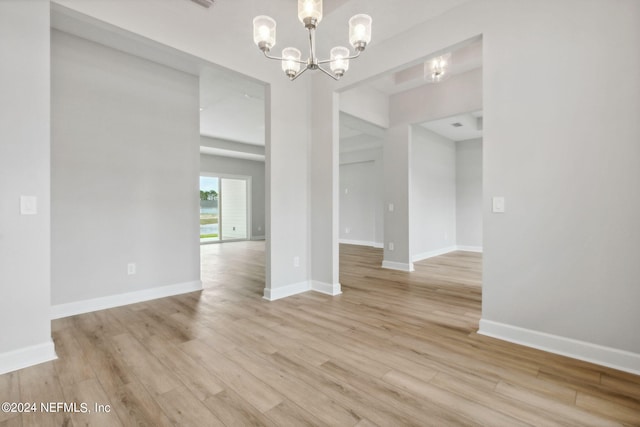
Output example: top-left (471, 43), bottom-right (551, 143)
top-left (479, 319), bottom-right (640, 376)
top-left (339, 239), bottom-right (383, 248)
top-left (0, 340), bottom-right (57, 376)
top-left (457, 245), bottom-right (483, 253)
top-left (412, 246), bottom-right (458, 262)
top-left (263, 281), bottom-right (311, 301)
top-left (311, 281), bottom-right (342, 296)
top-left (251, 235), bottom-right (265, 241)
top-left (51, 280), bottom-right (203, 319)
top-left (381, 260), bottom-right (415, 272)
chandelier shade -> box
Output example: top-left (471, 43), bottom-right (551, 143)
top-left (330, 46), bottom-right (350, 77)
top-left (252, 16), bottom-right (276, 52)
top-left (253, 0), bottom-right (371, 81)
top-left (349, 14), bottom-right (372, 50)
top-left (298, 0), bottom-right (323, 27)
top-left (282, 47), bottom-right (302, 79)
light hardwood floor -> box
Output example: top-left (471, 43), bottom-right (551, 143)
top-left (1, 241), bottom-right (639, 426)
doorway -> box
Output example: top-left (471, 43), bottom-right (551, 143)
top-left (200, 175), bottom-right (251, 243)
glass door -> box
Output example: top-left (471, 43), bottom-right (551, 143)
top-left (200, 175), bottom-right (250, 242)
top-left (200, 176), bottom-right (220, 241)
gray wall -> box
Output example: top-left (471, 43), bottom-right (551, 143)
top-left (339, 161), bottom-right (376, 245)
top-left (480, 1), bottom-right (640, 356)
top-left (339, 146), bottom-right (384, 247)
top-left (0, 0), bottom-right (54, 368)
top-left (51, 30), bottom-right (200, 305)
top-left (411, 126), bottom-right (457, 259)
top-left (200, 152), bottom-right (266, 239)
top-left (456, 138), bottom-right (483, 249)
top-left (383, 70), bottom-right (483, 269)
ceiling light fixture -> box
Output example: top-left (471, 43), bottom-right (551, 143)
top-left (253, 0), bottom-right (372, 81)
top-left (425, 53), bottom-right (451, 83)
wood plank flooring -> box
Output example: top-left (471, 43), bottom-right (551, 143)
top-left (2, 241), bottom-right (639, 426)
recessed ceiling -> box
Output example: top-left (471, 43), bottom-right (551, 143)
top-left (366, 38), bottom-right (482, 96)
top-left (420, 110), bottom-right (483, 141)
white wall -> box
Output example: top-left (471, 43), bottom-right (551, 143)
top-left (51, 1), bottom-right (312, 301)
top-left (340, 162), bottom-right (376, 246)
top-left (340, 85), bottom-right (389, 129)
top-left (51, 30), bottom-right (201, 310)
top-left (336, 0), bottom-right (640, 372)
top-left (456, 138), bottom-right (482, 249)
top-left (390, 68), bottom-right (482, 127)
top-left (340, 147), bottom-right (384, 247)
top-left (264, 78), bottom-right (310, 298)
top-left (381, 70), bottom-right (483, 270)
top-left (0, 0), bottom-right (56, 374)
top-left (382, 124), bottom-right (413, 270)
top-left (411, 127), bottom-right (457, 260)
top-left (479, 0), bottom-right (640, 366)
top-left (309, 75), bottom-right (341, 294)
top-left (200, 153), bottom-right (266, 238)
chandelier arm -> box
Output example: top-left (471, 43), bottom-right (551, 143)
top-left (262, 50), bottom-right (306, 64)
top-left (317, 65), bottom-right (339, 81)
top-left (316, 49), bottom-right (362, 65)
top-left (290, 66), bottom-right (310, 81)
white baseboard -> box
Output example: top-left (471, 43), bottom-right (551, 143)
top-left (457, 245), bottom-right (483, 253)
top-left (412, 246), bottom-right (458, 262)
top-left (0, 340), bottom-right (57, 375)
top-left (251, 235), bottom-right (265, 241)
top-left (339, 239), bottom-right (383, 248)
top-left (263, 281), bottom-right (311, 301)
top-left (311, 281), bottom-right (342, 296)
top-left (51, 280), bottom-right (203, 319)
top-left (479, 319), bottom-right (640, 376)
top-left (381, 260), bottom-right (415, 272)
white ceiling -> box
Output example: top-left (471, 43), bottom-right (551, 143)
top-left (199, 67), bottom-right (265, 146)
top-left (420, 110), bottom-right (483, 141)
top-left (53, 0), bottom-right (478, 158)
top-left (196, 0), bottom-right (474, 151)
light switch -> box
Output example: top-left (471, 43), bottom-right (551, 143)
top-left (492, 196), bottom-right (505, 213)
top-left (20, 196), bottom-right (37, 215)
top-left (388, 203), bottom-right (394, 212)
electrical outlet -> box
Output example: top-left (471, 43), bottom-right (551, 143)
top-left (294, 256), bottom-right (300, 267)
top-left (127, 263), bottom-right (136, 275)
top-left (388, 242), bottom-right (395, 251)
top-left (345, 227), bottom-right (351, 234)
top-left (388, 203), bottom-right (394, 212)
top-left (258, 226), bottom-right (262, 231)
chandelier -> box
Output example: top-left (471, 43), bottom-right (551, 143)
top-left (252, 0), bottom-right (372, 81)
top-left (425, 53), bottom-right (451, 83)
